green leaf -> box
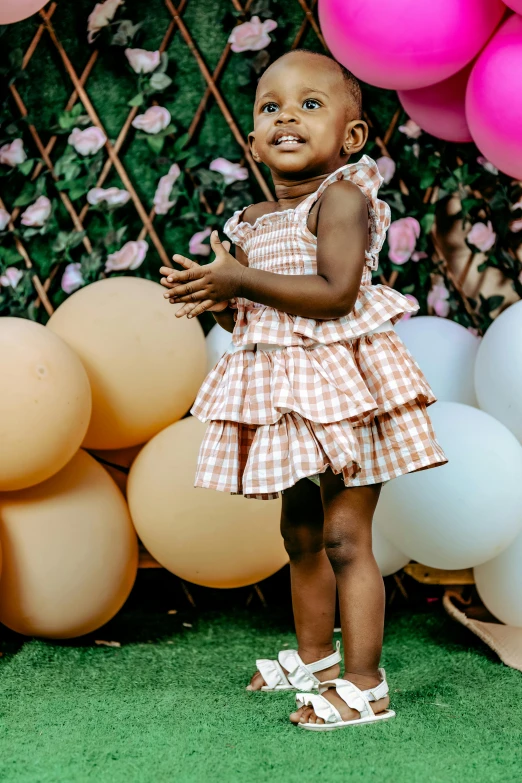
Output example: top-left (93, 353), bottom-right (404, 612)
top-left (146, 135), bottom-right (165, 155)
top-left (486, 295), bottom-right (504, 312)
top-left (128, 93), bottom-right (144, 107)
top-left (18, 159), bottom-right (34, 176)
top-left (149, 72), bottom-right (172, 92)
top-left (13, 182), bottom-right (37, 207)
top-left (420, 214), bottom-right (435, 234)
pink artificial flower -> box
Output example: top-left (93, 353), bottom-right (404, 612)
top-left (511, 200), bottom-right (522, 212)
top-left (105, 240), bottom-right (148, 272)
top-left (467, 327), bottom-right (479, 337)
top-left (68, 126), bottom-right (107, 155)
top-left (87, 187), bottom-right (130, 206)
top-left (375, 156), bottom-right (395, 185)
top-left (228, 16), bottom-right (277, 53)
top-left (0, 267), bottom-right (23, 288)
top-left (510, 218), bottom-right (522, 233)
top-left (0, 138), bottom-right (27, 167)
top-left (209, 157), bottom-right (248, 185)
top-left (0, 208), bottom-right (11, 231)
top-left (400, 294), bottom-right (420, 322)
top-left (467, 221), bottom-right (496, 252)
top-left (125, 48), bottom-right (161, 74)
top-left (61, 262), bottom-right (85, 294)
top-left (427, 276), bottom-right (450, 318)
top-left (398, 119), bottom-right (422, 139)
top-left (477, 156), bottom-right (499, 175)
top-left (20, 196), bottom-right (52, 227)
top-left (131, 106), bottom-right (171, 134)
top-left (87, 0), bottom-right (123, 43)
top-left (189, 227), bottom-right (211, 256)
top-left (153, 164), bottom-right (181, 215)
top-left (388, 217), bottom-right (421, 265)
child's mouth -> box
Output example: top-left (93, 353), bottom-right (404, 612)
top-left (273, 133), bottom-right (305, 149)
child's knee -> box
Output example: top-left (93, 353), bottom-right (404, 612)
top-left (323, 526), bottom-right (371, 571)
top-left (280, 516), bottom-right (324, 560)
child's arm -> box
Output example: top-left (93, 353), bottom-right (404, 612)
top-left (164, 180), bottom-right (368, 320)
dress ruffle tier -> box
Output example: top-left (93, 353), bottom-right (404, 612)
top-left (191, 326), bottom-right (447, 499)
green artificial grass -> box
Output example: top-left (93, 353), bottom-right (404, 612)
top-left (1, 577), bottom-right (521, 783)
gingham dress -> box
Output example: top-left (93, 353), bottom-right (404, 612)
top-left (190, 155), bottom-right (448, 499)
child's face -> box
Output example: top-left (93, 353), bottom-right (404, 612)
top-left (249, 53), bottom-right (367, 180)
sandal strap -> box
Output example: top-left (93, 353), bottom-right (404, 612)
top-left (256, 658), bottom-right (290, 690)
top-left (318, 678), bottom-right (374, 720)
top-left (279, 641), bottom-right (341, 691)
top-left (295, 691), bottom-right (344, 724)
top-left (364, 668), bottom-right (389, 702)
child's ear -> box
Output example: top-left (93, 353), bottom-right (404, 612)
top-left (343, 119), bottom-right (369, 156)
top-left (248, 132), bottom-right (261, 162)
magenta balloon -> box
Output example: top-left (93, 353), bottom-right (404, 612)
top-left (318, 0), bottom-right (506, 90)
top-left (504, 0), bottom-right (522, 12)
top-left (0, 0), bottom-right (50, 24)
top-left (466, 15), bottom-right (522, 180)
top-left (398, 65), bottom-right (474, 143)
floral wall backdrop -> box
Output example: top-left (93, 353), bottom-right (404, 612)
top-left (1, 0), bottom-right (521, 337)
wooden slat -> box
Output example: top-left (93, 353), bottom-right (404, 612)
top-left (404, 563), bottom-right (474, 585)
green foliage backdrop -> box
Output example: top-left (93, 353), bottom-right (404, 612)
top-left (1, 0), bottom-right (521, 336)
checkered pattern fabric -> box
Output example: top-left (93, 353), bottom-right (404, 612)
top-left (191, 156), bottom-right (448, 498)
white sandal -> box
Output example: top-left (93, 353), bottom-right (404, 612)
top-left (295, 668), bottom-right (396, 730)
top-left (248, 641), bottom-right (342, 692)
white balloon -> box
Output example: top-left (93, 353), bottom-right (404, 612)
top-left (205, 323), bottom-right (233, 373)
top-left (372, 525), bottom-right (410, 577)
top-left (474, 300), bottom-right (522, 442)
top-left (375, 401), bottom-right (522, 569)
top-left (394, 316), bottom-right (480, 406)
top-left (475, 529), bottom-right (522, 626)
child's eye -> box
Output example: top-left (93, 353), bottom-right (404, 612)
top-left (262, 102), bottom-right (279, 113)
top-left (303, 99), bottom-right (321, 110)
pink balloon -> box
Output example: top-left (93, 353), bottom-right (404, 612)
top-left (466, 14), bottom-right (522, 180)
top-left (318, 0), bottom-right (506, 90)
top-left (504, 0), bottom-right (522, 12)
top-left (398, 65), bottom-right (474, 143)
top-left (0, 0), bottom-right (50, 24)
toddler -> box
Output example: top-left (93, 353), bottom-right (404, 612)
top-left (160, 49), bottom-right (448, 730)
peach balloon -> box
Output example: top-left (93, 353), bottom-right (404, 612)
top-left (47, 277), bottom-right (207, 449)
top-left (0, 0), bottom-right (50, 24)
top-left (0, 318), bottom-right (91, 491)
top-left (127, 417), bottom-right (287, 588)
top-left (0, 450), bottom-right (138, 639)
top-left (398, 65), bottom-right (474, 143)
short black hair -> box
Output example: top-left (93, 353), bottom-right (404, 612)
top-left (279, 49), bottom-right (362, 117)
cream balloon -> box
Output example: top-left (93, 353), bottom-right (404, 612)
top-left (372, 526), bottom-right (410, 577)
top-left (205, 323), bottom-right (233, 374)
top-left (0, 450), bottom-right (138, 639)
top-left (127, 416), bottom-right (287, 588)
top-left (474, 300), bottom-right (522, 442)
top-left (475, 529), bottom-right (522, 627)
top-left (375, 402), bottom-right (522, 569)
top-left (394, 316), bottom-right (480, 406)
top-left (48, 277), bottom-right (207, 449)
top-left (0, 317), bottom-right (91, 491)
top-left (0, 0), bottom-right (50, 24)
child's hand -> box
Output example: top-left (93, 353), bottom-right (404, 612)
top-left (162, 231), bottom-right (243, 318)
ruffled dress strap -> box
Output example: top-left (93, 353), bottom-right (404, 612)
top-left (223, 204), bottom-right (254, 254)
top-left (294, 154), bottom-right (391, 271)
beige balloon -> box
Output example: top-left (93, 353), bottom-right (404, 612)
top-left (47, 277), bottom-right (207, 449)
top-left (0, 450), bottom-right (138, 639)
top-left (0, 317), bottom-right (91, 491)
top-left (127, 417), bottom-right (287, 588)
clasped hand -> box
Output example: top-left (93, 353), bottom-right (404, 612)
top-left (159, 230), bottom-right (243, 318)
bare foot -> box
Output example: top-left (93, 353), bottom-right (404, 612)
top-left (246, 648), bottom-right (340, 691)
top-left (289, 671), bottom-right (390, 725)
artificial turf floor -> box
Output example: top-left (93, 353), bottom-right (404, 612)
top-left (1, 573), bottom-right (521, 783)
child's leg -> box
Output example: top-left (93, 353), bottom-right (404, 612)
top-left (290, 470), bottom-right (389, 724)
top-left (248, 477), bottom-right (339, 690)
